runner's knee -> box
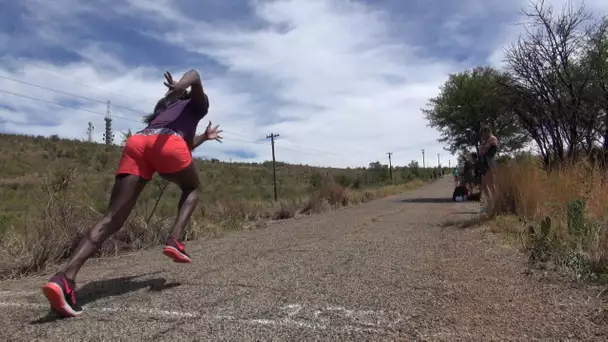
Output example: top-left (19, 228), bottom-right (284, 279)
top-left (91, 211), bottom-right (127, 240)
top-left (182, 187), bottom-right (199, 202)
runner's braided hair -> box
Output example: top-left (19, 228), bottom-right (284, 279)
top-left (142, 91), bottom-right (191, 124)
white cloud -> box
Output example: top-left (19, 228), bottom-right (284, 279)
top-left (4, 0), bottom-right (602, 168)
top-left (122, 0), bottom-right (461, 166)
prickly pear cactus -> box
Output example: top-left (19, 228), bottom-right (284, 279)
top-left (566, 199), bottom-right (586, 237)
top-left (529, 216), bottom-right (552, 263)
top-left (540, 216), bottom-right (551, 239)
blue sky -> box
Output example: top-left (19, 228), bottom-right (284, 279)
top-left (0, 0), bottom-right (605, 167)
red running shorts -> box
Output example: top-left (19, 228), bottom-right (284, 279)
top-left (116, 133), bottom-right (192, 180)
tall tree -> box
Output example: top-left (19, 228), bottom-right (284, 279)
top-left (584, 18), bottom-right (608, 149)
top-left (422, 66), bottom-right (528, 155)
top-left (502, 0), bottom-right (602, 165)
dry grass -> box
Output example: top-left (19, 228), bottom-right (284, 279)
top-left (488, 156), bottom-right (608, 280)
top-left (0, 133), bottom-right (433, 278)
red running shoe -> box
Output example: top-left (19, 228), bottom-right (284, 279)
top-left (42, 273), bottom-right (83, 318)
top-left (163, 237), bottom-right (192, 263)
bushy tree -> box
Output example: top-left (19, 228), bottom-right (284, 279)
top-left (501, 0), bottom-right (605, 166)
top-left (422, 66), bottom-right (528, 155)
top-left (424, 0), bottom-right (608, 169)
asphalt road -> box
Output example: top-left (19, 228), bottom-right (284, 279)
top-left (1, 177), bottom-right (606, 341)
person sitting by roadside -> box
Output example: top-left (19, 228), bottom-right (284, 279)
top-left (461, 152), bottom-right (477, 194)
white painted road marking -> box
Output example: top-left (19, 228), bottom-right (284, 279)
top-left (0, 301), bottom-right (405, 334)
top-left (0, 290), bottom-right (38, 297)
top-left (0, 302), bottom-right (202, 318)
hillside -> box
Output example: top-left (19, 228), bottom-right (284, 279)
top-left (0, 133), bottom-right (440, 277)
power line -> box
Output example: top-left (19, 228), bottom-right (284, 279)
top-left (2, 74), bottom-right (401, 157)
top-left (3, 72), bottom-right (453, 160)
top-left (24, 62), bottom-right (217, 103)
top-left (0, 79), bottom-right (373, 159)
top-left (208, 136), bottom-right (361, 163)
top-left (1, 75), bottom-right (448, 160)
top-left (0, 88), bottom-right (113, 117)
top-left (0, 86), bottom-right (259, 148)
top-left (0, 77), bottom-right (448, 165)
top-left (0, 75), bottom-right (365, 156)
top-left (392, 139), bottom-right (441, 154)
top-left (23, 63), bottom-right (146, 103)
top-left (0, 75), bottom-right (106, 103)
top-left (0, 87), bottom-right (366, 163)
top-left (0, 87), bottom-right (258, 146)
top-left (0, 75), bottom-right (144, 114)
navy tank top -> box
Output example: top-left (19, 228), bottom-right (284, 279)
top-left (145, 99), bottom-right (207, 143)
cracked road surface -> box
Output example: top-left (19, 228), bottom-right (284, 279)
top-left (1, 178), bottom-right (606, 341)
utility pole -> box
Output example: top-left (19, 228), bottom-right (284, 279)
top-left (437, 153), bottom-right (440, 168)
top-left (449, 160), bottom-right (451, 168)
top-left (386, 152), bottom-right (393, 182)
top-left (86, 122), bottom-right (94, 142)
top-left (421, 149), bottom-right (426, 168)
top-left (266, 133), bottom-right (280, 201)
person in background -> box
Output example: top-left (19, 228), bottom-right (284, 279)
top-left (461, 152), bottom-right (477, 194)
top-left (472, 152), bottom-right (481, 185)
top-left (41, 70), bottom-right (223, 318)
top-left (452, 166), bottom-right (459, 185)
top-left (479, 126), bottom-right (499, 212)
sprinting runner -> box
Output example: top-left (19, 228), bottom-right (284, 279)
top-left (41, 69), bottom-right (223, 318)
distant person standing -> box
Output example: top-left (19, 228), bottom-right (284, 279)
top-left (479, 126), bottom-right (499, 212)
top-left (452, 167), bottom-right (459, 185)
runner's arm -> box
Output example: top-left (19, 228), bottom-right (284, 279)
top-left (190, 134), bottom-right (208, 150)
top-left (172, 69), bottom-right (208, 112)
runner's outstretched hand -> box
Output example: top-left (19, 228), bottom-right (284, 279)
top-left (163, 71), bottom-right (187, 101)
top-left (203, 121), bottom-right (223, 143)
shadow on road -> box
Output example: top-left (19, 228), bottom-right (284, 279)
top-left (449, 211), bottom-right (480, 215)
top-left (441, 215), bottom-right (493, 230)
top-left (30, 272), bottom-right (181, 325)
top-left (398, 197), bottom-right (454, 203)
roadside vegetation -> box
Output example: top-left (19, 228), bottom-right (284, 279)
top-left (490, 156), bottom-right (608, 281)
top-left (0, 133), bottom-right (445, 278)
